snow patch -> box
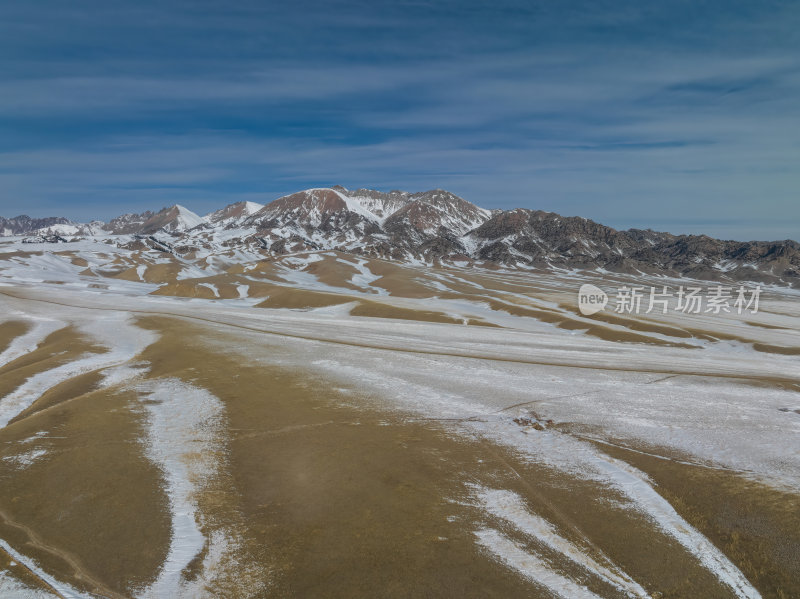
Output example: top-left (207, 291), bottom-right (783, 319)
top-left (0, 313), bottom-right (157, 428)
top-left (2, 448), bottom-right (47, 469)
top-left (473, 486), bottom-right (649, 598)
top-left (0, 540), bottom-right (89, 599)
top-left (136, 378), bottom-right (224, 599)
top-left (475, 528), bottom-right (602, 599)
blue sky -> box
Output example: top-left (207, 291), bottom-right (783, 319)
top-left (1, 0), bottom-right (798, 240)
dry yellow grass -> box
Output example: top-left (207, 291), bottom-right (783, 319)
top-left (358, 259), bottom-right (439, 298)
top-left (256, 287), bottom-right (354, 309)
top-left (595, 440), bottom-right (800, 599)
top-left (350, 300), bottom-right (464, 324)
top-left (0, 321), bottom-right (29, 354)
top-left (0, 386), bottom-right (169, 598)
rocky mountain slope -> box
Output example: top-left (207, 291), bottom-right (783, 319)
top-left (4, 186), bottom-right (799, 285)
top-left (0, 215), bottom-right (73, 236)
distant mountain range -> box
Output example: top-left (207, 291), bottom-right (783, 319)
top-left (4, 186), bottom-right (799, 285)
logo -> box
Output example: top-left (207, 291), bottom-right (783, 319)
top-left (578, 284), bottom-right (608, 315)
top-left (575, 283), bottom-right (760, 316)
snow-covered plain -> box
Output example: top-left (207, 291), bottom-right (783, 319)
top-left (0, 238), bottom-right (797, 597)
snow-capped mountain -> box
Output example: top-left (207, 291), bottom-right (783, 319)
top-left (138, 205), bottom-right (204, 233)
top-left (103, 211), bottom-right (156, 235)
top-left (30, 221), bottom-right (106, 238)
top-left (243, 188), bottom-right (385, 251)
top-left (384, 189), bottom-right (491, 237)
top-left (0, 215), bottom-right (73, 236)
top-left (101, 205), bottom-right (204, 235)
top-left (3, 186), bottom-right (799, 285)
top-left (332, 186), bottom-right (411, 220)
top-left (205, 201), bottom-right (264, 225)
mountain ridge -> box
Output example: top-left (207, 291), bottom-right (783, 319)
top-left (4, 186), bottom-right (799, 286)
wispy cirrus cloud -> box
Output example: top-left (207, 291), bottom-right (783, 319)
top-left (0, 0), bottom-right (798, 239)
